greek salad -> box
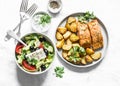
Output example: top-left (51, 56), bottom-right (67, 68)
top-left (15, 33), bottom-right (54, 72)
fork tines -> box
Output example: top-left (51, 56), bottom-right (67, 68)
top-left (26, 3), bottom-right (38, 16)
top-left (20, 0), bottom-right (28, 12)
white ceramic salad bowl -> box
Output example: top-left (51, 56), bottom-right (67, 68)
top-left (15, 32), bottom-right (55, 75)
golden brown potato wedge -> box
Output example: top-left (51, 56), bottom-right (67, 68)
top-left (91, 52), bottom-right (101, 60)
top-left (57, 27), bottom-right (67, 34)
top-left (56, 39), bottom-right (64, 49)
top-left (62, 44), bottom-right (72, 51)
top-left (72, 43), bottom-right (80, 47)
top-left (67, 51), bottom-right (71, 56)
top-left (70, 22), bottom-right (77, 32)
top-left (86, 48), bottom-right (94, 55)
top-left (85, 55), bottom-right (93, 63)
top-left (66, 39), bottom-right (72, 45)
top-left (70, 33), bottom-right (79, 42)
top-left (56, 32), bottom-right (63, 41)
top-left (62, 39), bottom-right (72, 51)
top-left (62, 51), bottom-right (68, 59)
top-left (81, 57), bottom-right (87, 65)
top-left (67, 17), bottom-right (76, 24)
top-left (63, 31), bottom-right (72, 40)
top-left (65, 22), bottom-right (71, 31)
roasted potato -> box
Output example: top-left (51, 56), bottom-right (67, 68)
top-left (86, 48), bottom-right (94, 55)
top-left (67, 51), bottom-right (71, 56)
top-left (57, 27), bottom-right (67, 34)
top-left (85, 55), bottom-right (93, 63)
top-left (72, 43), bottom-right (80, 47)
top-left (91, 52), bottom-right (101, 60)
top-left (62, 44), bottom-right (72, 51)
top-left (56, 39), bottom-right (64, 49)
top-left (67, 17), bottom-right (76, 24)
top-left (66, 39), bottom-right (72, 45)
top-left (56, 32), bottom-right (63, 41)
top-left (81, 57), bottom-right (87, 65)
top-left (70, 33), bottom-right (79, 42)
top-left (62, 39), bottom-right (72, 50)
top-left (70, 22), bottom-right (77, 32)
top-left (65, 22), bottom-right (71, 31)
top-left (62, 50), bottom-right (68, 59)
top-left (63, 31), bottom-right (71, 40)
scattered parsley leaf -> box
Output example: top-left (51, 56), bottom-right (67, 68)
top-left (54, 66), bottom-right (64, 78)
top-left (78, 11), bottom-right (96, 23)
top-left (39, 14), bottom-right (51, 26)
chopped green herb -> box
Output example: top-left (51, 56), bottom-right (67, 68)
top-left (54, 66), bottom-right (64, 78)
top-left (78, 11), bottom-right (96, 23)
top-left (39, 14), bottom-right (51, 26)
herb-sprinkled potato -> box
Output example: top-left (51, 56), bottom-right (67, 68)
top-left (70, 22), bottom-right (77, 32)
top-left (86, 48), bottom-right (94, 55)
top-left (85, 55), bottom-right (93, 63)
top-left (70, 33), bottom-right (79, 42)
top-left (63, 31), bottom-right (72, 40)
top-left (56, 32), bottom-right (63, 41)
top-left (56, 39), bottom-right (64, 49)
top-left (57, 27), bottom-right (67, 34)
top-left (67, 17), bottom-right (76, 24)
top-left (91, 52), bottom-right (101, 60)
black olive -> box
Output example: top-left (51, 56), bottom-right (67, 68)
top-left (41, 65), bottom-right (46, 71)
top-left (30, 46), bottom-right (35, 52)
top-left (44, 49), bottom-right (48, 55)
top-left (39, 37), bottom-right (46, 42)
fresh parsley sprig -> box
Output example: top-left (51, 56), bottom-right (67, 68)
top-left (39, 14), bottom-right (51, 26)
top-left (78, 11), bottom-right (96, 23)
top-left (54, 66), bottom-right (64, 78)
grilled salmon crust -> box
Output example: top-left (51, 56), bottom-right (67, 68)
top-left (88, 19), bottom-right (103, 50)
top-left (77, 22), bottom-right (91, 48)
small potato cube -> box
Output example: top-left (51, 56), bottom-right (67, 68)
top-left (70, 22), bottom-right (77, 32)
top-left (72, 43), bottom-right (80, 47)
top-left (62, 51), bottom-right (68, 59)
top-left (67, 17), bottom-right (76, 24)
top-left (85, 55), bottom-right (93, 63)
top-left (56, 39), bottom-right (64, 49)
top-left (66, 39), bottom-right (72, 45)
top-left (81, 57), bottom-right (87, 65)
top-left (86, 48), bottom-right (94, 55)
top-left (65, 22), bottom-right (71, 31)
top-left (70, 33), bottom-right (79, 42)
top-left (62, 44), bottom-right (72, 51)
top-left (57, 27), bottom-right (67, 34)
top-left (91, 52), bottom-right (101, 60)
top-left (63, 31), bottom-right (72, 40)
top-left (56, 32), bottom-right (63, 41)
top-left (67, 51), bottom-right (71, 56)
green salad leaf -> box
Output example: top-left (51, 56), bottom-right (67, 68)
top-left (54, 66), bottom-right (64, 78)
top-left (27, 58), bottom-right (38, 66)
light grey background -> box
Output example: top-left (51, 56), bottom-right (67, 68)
top-left (0, 0), bottom-right (120, 86)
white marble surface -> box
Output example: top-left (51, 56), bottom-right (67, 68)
top-left (0, 0), bottom-right (120, 86)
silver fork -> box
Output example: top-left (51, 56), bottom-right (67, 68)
top-left (4, 0), bottom-right (28, 41)
top-left (16, 0), bottom-right (29, 37)
top-left (16, 3), bottom-right (38, 37)
top-left (4, 3), bottom-right (38, 41)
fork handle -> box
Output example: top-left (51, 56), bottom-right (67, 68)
top-left (4, 19), bottom-right (27, 41)
top-left (13, 19), bottom-right (25, 31)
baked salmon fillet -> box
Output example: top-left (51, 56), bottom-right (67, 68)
top-left (77, 22), bottom-right (91, 48)
top-left (88, 19), bottom-right (103, 50)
